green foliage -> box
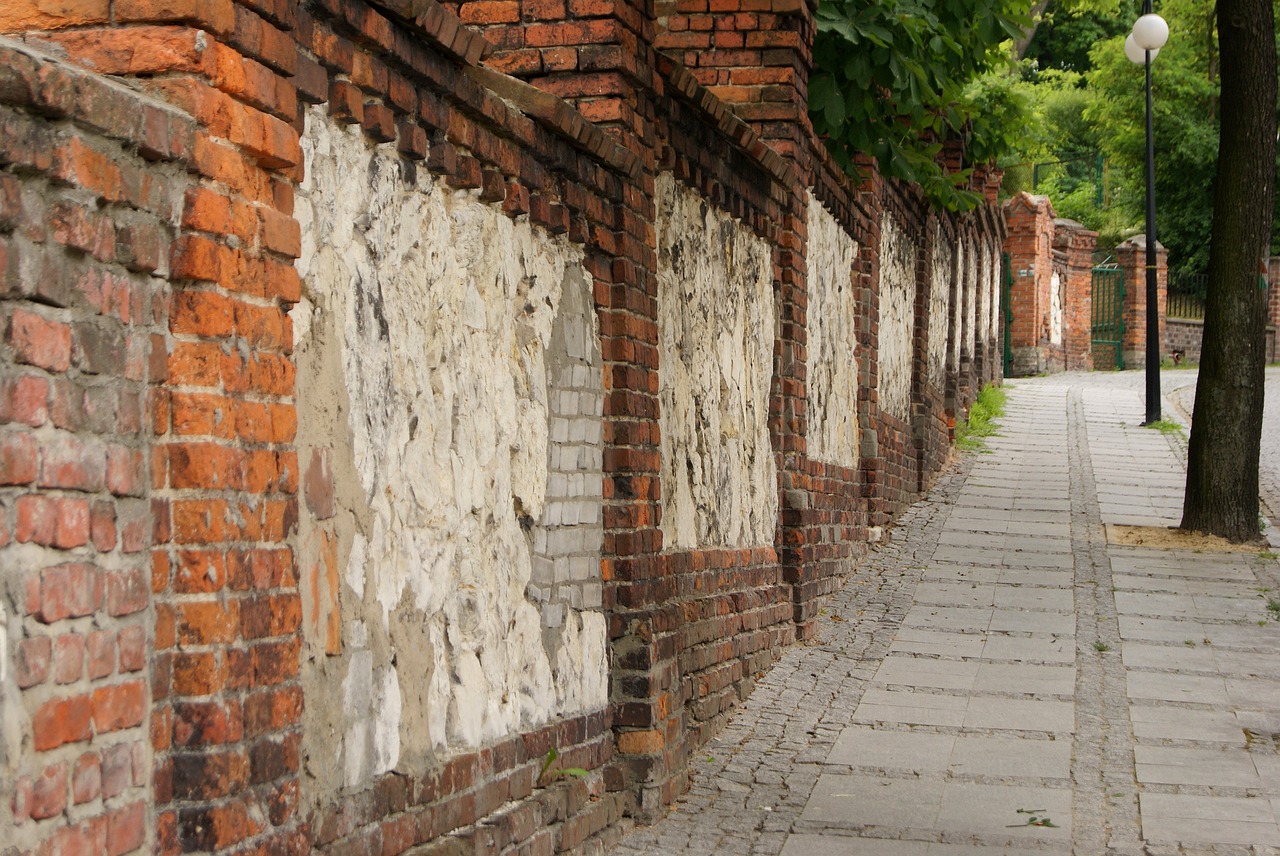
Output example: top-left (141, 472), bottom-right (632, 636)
top-left (956, 383), bottom-right (1008, 450)
top-left (538, 748), bottom-right (589, 783)
top-left (810, 0), bottom-right (1031, 210)
top-left (1009, 0), bottom-right (1280, 271)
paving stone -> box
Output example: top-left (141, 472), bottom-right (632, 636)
top-left (612, 372), bottom-right (1280, 856)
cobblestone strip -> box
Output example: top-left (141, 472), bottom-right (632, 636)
top-left (1067, 386), bottom-right (1144, 856)
top-left (610, 459), bottom-right (973, 855)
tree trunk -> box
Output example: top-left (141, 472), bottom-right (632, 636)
top-left (1181, 0), bottom-right (1277, 542)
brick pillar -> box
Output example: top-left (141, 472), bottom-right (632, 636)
top-left (0, 41), bottom-right (184, 855)
top-left (1053, 218), bottom-right (1097, 372)
top-left (18, 5), bottom-right (308, 852)
top-left (1115, 236), bottom-right (1168, 369)
top-left (454, 0), bottom-right (682, 817)
top-left (1001, 192), bottom-right (1055, 376)
top-left (655, 0), bottom-right (814, 167)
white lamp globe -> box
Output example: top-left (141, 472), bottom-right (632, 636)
top-left (1132, 13), bottom-right (1170, 51)
top-left (1124, 33), bottom-right (1159, 63)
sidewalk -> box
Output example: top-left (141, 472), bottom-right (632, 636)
top-left (611, 372), bottom-right (1280, 856)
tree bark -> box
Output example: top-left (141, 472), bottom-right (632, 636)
top-left (1181, 0), bottom-right (1277, 541)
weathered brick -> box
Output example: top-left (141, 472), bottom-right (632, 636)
top-left (9, 307), bottom-right (72, 371)
top-left (54, 632), bottom-right (85, 683)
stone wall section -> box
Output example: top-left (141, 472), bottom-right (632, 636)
top-left (292, 105), bottom-right (608, 806)
top-left (927, 223), bottom-right (953, 389)
top-left (805, 194), bottom-right (860, 469)
top-left (876, 213), bottom-right (917, 426)
top-left (655, 172), bottom-right (778, 552)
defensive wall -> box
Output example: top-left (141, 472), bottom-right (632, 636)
top-left (0, 1), bottom-right (1004, 852)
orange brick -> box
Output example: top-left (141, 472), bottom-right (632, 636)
top-left (172, 498), bottom-right (232, 543)
top-left (170, 392), bottom-right (236, 438)
top-left (172, 651), bottom-right (226, 695)
top-left (113, 0), bottom-right (235, 36)
top-left (171, 290), bottom-right (236, 339)
top-left (177, 600), bottom-right (240, 645)
top-left (152, 77), bottom-right (299, 169)
top-left (616, 729), bottom-right (664, 754)
top-left (92, 680), bottom-right (147, 733)
top-left (0, 0), bottom-right (109, 32)
top-left (168, 340), bottom-right (224, 388)
top-left (33, 694), bottom-right (92, 750)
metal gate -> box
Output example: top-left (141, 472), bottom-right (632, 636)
top-left (1091, 265), bottom-right (1125, 370)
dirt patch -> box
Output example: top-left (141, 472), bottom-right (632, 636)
top-left (1107, 524), bottom-right (1269, 553)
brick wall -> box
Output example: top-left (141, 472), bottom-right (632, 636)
top-left (1, 0), bottom-right (1008, 851)
top-left (1116, 236), bottom-right (1168, 369)
top-left (0, 39), bottom-right (193, 856)
top-left (1003, 193), bottom-right (1056, 377)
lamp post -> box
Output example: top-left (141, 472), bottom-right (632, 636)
top-left (1126, 6), bottom-right (1170, 424)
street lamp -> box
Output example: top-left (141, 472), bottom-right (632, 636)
top-left (1127, 5), bottom-right (1169, 424)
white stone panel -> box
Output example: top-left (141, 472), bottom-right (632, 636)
top-left (877, 214), bottom-right (917, 423)
top-left (978, 245), bottom-right (992, 344)
top-left (1050, 270), bottom-right (1064, 346)
top-left (293, 108), bottom-right (607, 789)
top-left (963, 238), bottom-right (978, 359)
top-left (927, 223), bottom-right (952, 387)
top-left (805, 193), bottom-right (860, 467)
top-left (656, 172), bottom-right (778, 550)
top-left (950, 242), bottom-right (963, 372)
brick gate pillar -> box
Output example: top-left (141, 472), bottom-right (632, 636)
top-left (1116, 236), bottom-right (1168, 369)
top-left (1002, 193), bottom-right (1055, 376)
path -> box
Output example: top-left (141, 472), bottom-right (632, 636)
top-left (611, 371), bottom-right (1280, 855)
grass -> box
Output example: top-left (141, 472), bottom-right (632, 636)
top-left (957, 384), bottom-right (1008, 452)
top-left (1143, 418), bottom-right (1186, 439)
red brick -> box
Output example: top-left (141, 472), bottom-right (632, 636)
top-left (174, 699), bottom-right (243, 746)
top-left (41, 819), bottom-right (108, 856)
top-left (107, 567), bottom-right (149, 616)
top-left (72, 752), bottom-right (102, 805)
top-left (38, 432), bottom-right (107, 491)
top-left (0, 431), bottom-right (37, 484)
top-left (54, 633), bottom-right (85, 684)
top-left (106, 444), bottom-right (145, 497)
top-left (87, 629), bottom-right (117, 679)
top-left (9, 308), bottom-right (72, 371)
top-left (92, 679), bottom-right (147, 733)
top-left (100, 741), bottom-right (133, 798)
top-left (39, 562), bottom-right (101, 623)
top-left (16, 494), bottom-right (55, 544)
top-left (107, 800), bottom-right (146, 856)
top-left (29, 762), bottom-right (68, 821)
top-left (55, 497), bottom-right (91, 548)
top-left (172, 651), bottom-right (226, 695)
top-left (91, 499), bottom-right (117, 551)
top-left (119, 624), bottom-right (146, 672)
top-left (2, 375), bottom-right (50, 426)
top-left (33, 694), bottom-right (92, 750)
top-left (15, 636), bottom-right (51, 688)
